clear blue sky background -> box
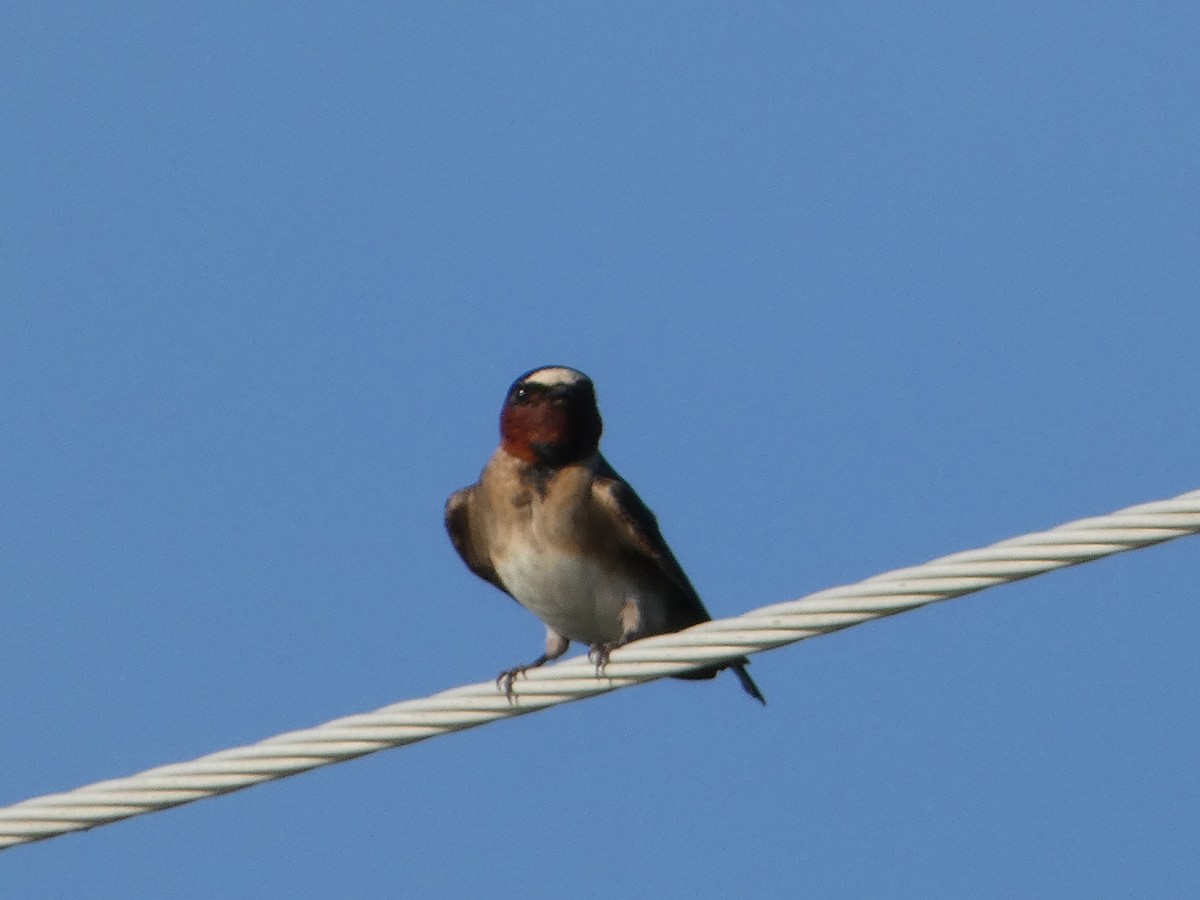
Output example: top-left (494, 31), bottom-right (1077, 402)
top-left (3, 4), bottom-right (1198, 898)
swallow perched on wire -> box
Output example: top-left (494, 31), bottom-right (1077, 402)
top-left (445, 366), bottom-right (765, 703)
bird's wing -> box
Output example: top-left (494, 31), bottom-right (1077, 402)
top-left (590, 459), bottom-right (712, 628)
top-left (444, 486), bottom-right (507, 594)
top-left (591, 458), bottom-right (765, 703)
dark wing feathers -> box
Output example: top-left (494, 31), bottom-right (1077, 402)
top-left (591, 458), bottom-right (766, 704)
top-left (590, 460), bottom-right (712, 628)
top-left (444, 487), bottom-right (507, 594)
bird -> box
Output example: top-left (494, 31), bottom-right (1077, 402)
top-left (444, 365), bottom-right (765, 704)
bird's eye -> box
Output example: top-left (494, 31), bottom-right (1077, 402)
top-left (512, 385), bottom-right (530, 404)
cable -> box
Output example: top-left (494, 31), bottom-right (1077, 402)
top-left (2, 488), bottom-right (1197, 849)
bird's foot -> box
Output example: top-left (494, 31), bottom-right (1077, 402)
top-left (587, 642), bottom-right (619, 677)
top-left (496, 666), bottom-right (530, 701)
top-left (495, 649), bottom-right (559, 701)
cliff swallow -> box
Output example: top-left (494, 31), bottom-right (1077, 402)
top-left (445, 366), bottom-right (765, 704)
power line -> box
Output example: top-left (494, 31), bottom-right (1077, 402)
top-left (2, 487), bottom-right (1197, 850)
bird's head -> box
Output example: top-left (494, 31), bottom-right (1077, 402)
top-left (499, 366), bottom-right (603, 467)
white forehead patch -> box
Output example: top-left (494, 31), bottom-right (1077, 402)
top-left (523, 366), bottom-right (588, 387)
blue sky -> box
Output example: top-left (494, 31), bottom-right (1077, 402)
top-left (3, 3), bottom-right (1198, 897)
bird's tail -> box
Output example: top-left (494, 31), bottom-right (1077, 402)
top-left (672, 657), bottom-right (765, 704)
top-left (732, 662), bottom-right (766, 705)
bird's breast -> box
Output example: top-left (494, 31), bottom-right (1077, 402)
top-left (493, 541), bottom-right (662, 645)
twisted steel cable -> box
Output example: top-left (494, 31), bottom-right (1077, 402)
top-left (2, 488), bottom-right (1197, 849)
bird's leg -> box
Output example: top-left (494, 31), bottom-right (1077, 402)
top-left (588, 598), bottom-right (644, 677)
top-left (497, 629), bottom-right (569, 700)
top-left (586, 643), bottom-right (613, 673)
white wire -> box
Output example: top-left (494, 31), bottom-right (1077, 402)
top-left (2, 488), bottom-right (1197, 849)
